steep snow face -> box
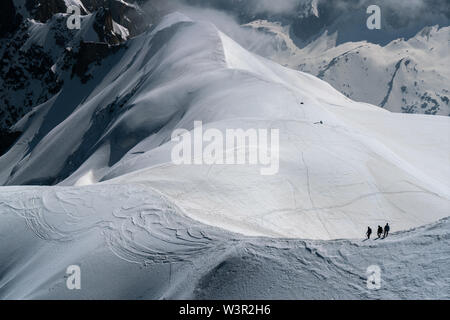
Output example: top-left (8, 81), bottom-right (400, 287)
top-left (0, 0), bottom-right (150, 133)
top-left (1, 13), bottom-right (449, 240)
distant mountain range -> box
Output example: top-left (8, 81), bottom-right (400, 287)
top-left (181, 0), bottom-right (450, 116)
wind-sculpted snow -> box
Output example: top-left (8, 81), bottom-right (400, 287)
top-left (0, 184), bottom-right (229, 264)
top-left (0, 13), bottom-right (449, 299)
top-left (0, 184), bottom-right (448, 299)
top-left (1, 12), bottom-right (449, 240)
top-left (194, 217), bottom-right (450, 299)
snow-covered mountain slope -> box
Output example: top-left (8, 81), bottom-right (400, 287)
top-left (0, 12), bottom-right (449, 299)
top-left (179, 0), bottom-right (449, 115)
top-left (1, 0), bottom-right (447, 138)
top-left (1, 13), bottom-right (449, 241)
top-left (0, 0), bottom-right (152, 132)
top-left (243, 20), bottom-right (450, 116)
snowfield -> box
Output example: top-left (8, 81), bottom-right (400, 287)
top-left (0, 184), bottom-right (449, 299)
top-left (0, 13), bottom-right (449, 299)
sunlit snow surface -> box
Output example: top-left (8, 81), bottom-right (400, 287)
top-left (0, 184), bottom-right (449, 299)
top-left (0, 13), bottom-right (449, 299)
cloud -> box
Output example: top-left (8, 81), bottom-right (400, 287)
top-left (170, 2), bottom-right (281, 53)
top-left (249, 0), bottom-right (303, 14)
top-left (139, 0), bottom-right (449, 48)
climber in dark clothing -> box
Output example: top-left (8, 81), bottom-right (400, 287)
top-left (314, 121), bottom-right (323, 125)
top-left (366, 227), bottom-right (372, 239)
top-left (377, 225), bottom-right (383, 238)
top-left (383, 223), bottom-right (390, 238)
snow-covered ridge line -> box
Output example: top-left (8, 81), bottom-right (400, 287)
top-left (0, 182), bottom-right (449, 299)
top-left (1, 12), bottom-right (449, 240)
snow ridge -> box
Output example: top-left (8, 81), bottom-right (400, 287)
top-left (0, 12), bottom-right (449, 299)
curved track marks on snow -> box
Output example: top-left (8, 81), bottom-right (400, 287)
top-left (0, 184), bottom-right (230, 265)
top-left (0, 184), bottom-right (449, 299)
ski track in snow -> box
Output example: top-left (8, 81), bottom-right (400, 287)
top-left (0, 183), bottom-right (449, 299)
top-left (0, 12), bottom-right (449, 299)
